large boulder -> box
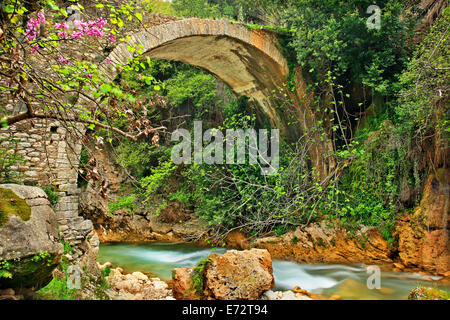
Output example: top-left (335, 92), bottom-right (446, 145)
top-left (203, 249), bottom-right (274, 300)
top-left (0, 184), bottom-right (64, 289)
top-left (172, 249), bottom-right (274, 300)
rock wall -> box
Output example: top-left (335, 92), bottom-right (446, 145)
top-left (224, 221), bottom-right (394, 266)
top-left (396, 168), bottom-right (449, 274)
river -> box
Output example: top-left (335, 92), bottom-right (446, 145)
top-left (97, 242), bottom-right (449, 300)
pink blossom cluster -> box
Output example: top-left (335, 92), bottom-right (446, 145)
top-left (25, 13), bottom-right (109, 55)
top-left (25, 12), bottom-right (45, 42)
top-left (71, 18), bottom-right (108, 39)
top-left (53, 17), bottom-right (108, 40)
top-left (58, 55), bottom-right (70, 64)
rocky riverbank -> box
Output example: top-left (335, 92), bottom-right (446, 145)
top-left (100, 248), bottom-right (318, 301)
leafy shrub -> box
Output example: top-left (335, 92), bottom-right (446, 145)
top-left (0, 137), bottom-right (23, 183)
top-left (43, 186), bottom-right (60, 207)
top-left (108, 195), bottom-right (137, 215)
top-left (190, 257), bottom-right (211, 297)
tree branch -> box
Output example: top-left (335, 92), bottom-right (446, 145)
top-left (4, 111), bottom-right (166, 141)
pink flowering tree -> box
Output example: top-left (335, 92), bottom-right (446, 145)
top-left (0, 0), bottom-right (166, 139)
top-left (0, 0), bottom-right (168, 191)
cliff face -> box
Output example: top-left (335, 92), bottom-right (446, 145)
top-left (396, 168), bottom-right (449, 274)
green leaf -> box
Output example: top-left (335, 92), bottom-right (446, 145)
top-left (135, 13), bottom-right (143, 22)
top-left (99, 84), bottom-right (112, 94)
top-left (5, 5), bottom-right (15, 13)
top-left (46, 1), bottom-right (59, 10)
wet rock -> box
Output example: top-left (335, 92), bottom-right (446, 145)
top-left (252, 222), bottom-right (392, 266)
top-left (261, 290), bottom-right (278, 300)
top-left (132, 272), bottom-right (148, 282)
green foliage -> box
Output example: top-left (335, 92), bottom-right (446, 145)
top-left (43, 186), bottom-right (60, 207)
top-left (31, 251), bottom-right (53, 267)
top-left (396, 7), bottom-right (449, 136)
top-left (284, 1), bottom-right (414, 96)
top-left (0, 138), bottom-right (23, 184)
top-left (165, 70), bottom-right (219, 118)
top-left (141, 160), bottom-right (177, 196)
top-left (0, 260), bottom-right (13, 279)
top-left (36, 254), bottom-right (78, 300)
top-left (318, 8), bottom-right (450, 244)
top-left (36, 276), bottom-right (78, 300)
top-left (108, 195), bottom-right (137, 215)
top-left (37, 253), bottom-right (112, 300)
top-left (189, 257), bottom-right (211, 297)
top-left (172, 0), bottom-right (221, 18)
top-left (61, 239), bottom-right (72, 255)
top-left (115, 141), bottom-right (158, 179)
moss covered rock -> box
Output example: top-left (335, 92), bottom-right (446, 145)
top-left (0, 184), bottom-right (63, 290)
top-left (0, 187), bottom-right (31, 227)
top-left (408, 286), bottom-right (450, 300)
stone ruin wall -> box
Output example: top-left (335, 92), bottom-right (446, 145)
top-left (0, 116), bottom-right (92, 249)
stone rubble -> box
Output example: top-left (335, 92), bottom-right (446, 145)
top-left (99, 263), bottom-right (173, 300)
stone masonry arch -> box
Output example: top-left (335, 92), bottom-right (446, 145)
top-left (99, 18), bottom-right (290, 132)
top-left (97, 18), bottom-right (333, 176)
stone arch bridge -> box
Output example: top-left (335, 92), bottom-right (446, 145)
top-left (1, 18), bottom-right (332, 245)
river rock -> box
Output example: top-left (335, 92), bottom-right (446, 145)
top-left (203, 249), bottom-right (274, 300)
top-left (408, 286), bottom-right (450, 300)
top-left (0, 184), bottom-right (64, 290)
top-left (261, 290), bottom-right (312, 300)
top-left (172, 267), bottom-right (199, 300)
top-left (106, 267), bottom-right (172, 300)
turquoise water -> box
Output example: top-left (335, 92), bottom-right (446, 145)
top-left (98, 242), bottom-right (449, 300)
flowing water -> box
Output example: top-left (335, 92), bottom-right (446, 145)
top-left (98, 242), bottom-right (449, 300)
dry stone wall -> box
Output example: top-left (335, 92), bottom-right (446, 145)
top-left (0, 115), bottom-right (89, 248)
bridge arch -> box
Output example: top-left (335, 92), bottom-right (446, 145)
top-left (98, 18), bottom-right (293, 133)
top-left (94, 18), bottom-right (333, 178)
